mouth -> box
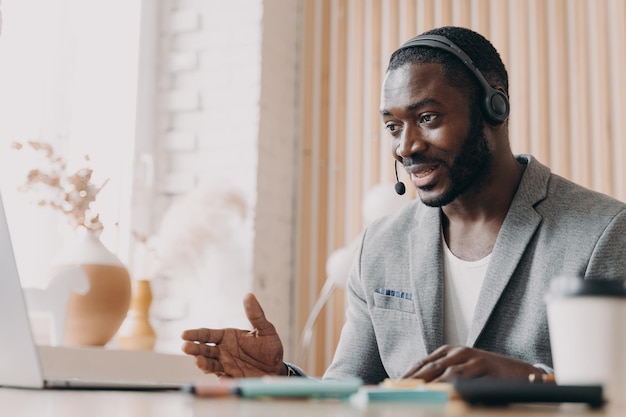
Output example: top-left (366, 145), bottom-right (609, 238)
top-left (407, 164), bottom-right (440, 187)
top-left (412, 165), bottom-right (439, 178)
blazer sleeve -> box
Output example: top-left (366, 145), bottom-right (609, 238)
top-left (585, 208), bottom-right (626, 279)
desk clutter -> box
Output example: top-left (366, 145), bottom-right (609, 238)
top-left (188, 376), bottom-right (604, 408)
top-left (188, 377), bottom-right (450, 401)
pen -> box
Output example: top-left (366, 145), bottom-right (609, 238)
top-left (184, 379), bottom-right (240, 397)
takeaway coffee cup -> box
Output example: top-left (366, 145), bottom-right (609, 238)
top-left (546, 276), bottom-right (626, 404)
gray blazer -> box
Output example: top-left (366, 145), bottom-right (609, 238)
top-left (324, 155), bottom-right (626, 384)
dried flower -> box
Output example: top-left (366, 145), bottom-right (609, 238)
top-left (12, 141), bottom-right (108, 231)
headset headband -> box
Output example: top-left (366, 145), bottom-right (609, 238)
top-left (393, 34), bottom-right (509, 124)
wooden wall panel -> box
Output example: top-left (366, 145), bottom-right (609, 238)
top-left (588, 0), bottom-right (612, 195)
top-left (569, 0), bottom-right (592, 188)
top-left (297, 0), bottom-right (626, 376)
top-left (546, 0), bottom-right (571, 177)
top-left (609, 0), bottom-right (626, 201)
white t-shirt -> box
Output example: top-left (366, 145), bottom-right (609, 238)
top-left (442, 235), bottom-right (491, 346)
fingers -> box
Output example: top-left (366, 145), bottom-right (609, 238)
top-left (402, 344), bottom-right (451, 379)
top-left (196, 355), bottom-right (225, 375)
top-left (431, 361), bottom-right (478, 382)
top-left (181, 328), bottom-right (225, 344)
top-left (181, 340), bottom-right (225, 375)
top-left (420, 346), bottom-right (473, 381)
top-left (403, 345), bottom-right (484, 382)
top-left (243, 293), bottom-right (275, 334)
top-left (181, 341), bottom-right (220, 358)
top-left (412, 346), bottom-right (508, 382)
top-left (404, 346), bottom-right (539, 383)
top-left (182, 294), bottom-right (271, 342)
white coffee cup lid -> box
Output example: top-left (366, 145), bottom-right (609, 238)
top-left (547, 276), bottom-right (626, 300)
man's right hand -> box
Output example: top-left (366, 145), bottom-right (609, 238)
top-left (181, 293), bottom-right (287, 378)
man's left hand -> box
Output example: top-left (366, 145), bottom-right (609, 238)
top-left (402, 345), bottom-right (543, 382)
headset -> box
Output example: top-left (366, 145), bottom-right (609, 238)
top-left (392, 34), bottom-right (510, 124)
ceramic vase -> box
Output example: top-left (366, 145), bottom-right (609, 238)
top-left (53, 227), bottom-right (132, 346)
top-left (117, 279), bottom-right (157, 350)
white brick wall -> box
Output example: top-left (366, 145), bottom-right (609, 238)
top-left (131, 0), bottom-right (302, 357)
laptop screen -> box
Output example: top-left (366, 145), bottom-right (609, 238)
top-left (0, 192), bottom-right (46, 388)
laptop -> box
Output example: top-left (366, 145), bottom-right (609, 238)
top-left (0, 192), bottom-right (215, 390)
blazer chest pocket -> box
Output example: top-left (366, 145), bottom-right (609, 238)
top-left (373, 292), bottom-right (416, 314)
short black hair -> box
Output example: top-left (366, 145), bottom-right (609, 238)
top-left (387, 26), bottom-right (509, 112)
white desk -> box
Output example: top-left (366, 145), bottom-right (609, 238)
top-left (1, 388), bottom-right (623, 417)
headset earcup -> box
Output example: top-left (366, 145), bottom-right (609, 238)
top-left (485, 89), bottom-right (510, 124)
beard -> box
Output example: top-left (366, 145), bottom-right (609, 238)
top-left (415, 108), bottom-right (493, 208)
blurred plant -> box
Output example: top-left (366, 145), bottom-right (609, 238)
top-left (130, 181), bottom-right (249, 279)
top-left (11, 141), bottom-right (108, 232)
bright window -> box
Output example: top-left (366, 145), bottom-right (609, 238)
top-left (0, 0), bottom-right (142, 287)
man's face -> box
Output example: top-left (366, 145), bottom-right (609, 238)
top-left (380, 62), bottom-right (492, 207)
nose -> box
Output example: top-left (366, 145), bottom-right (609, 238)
top-left (394, 125), bottom-right (426, 160)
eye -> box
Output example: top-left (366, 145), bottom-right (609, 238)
top-left (420, 113), bottom-right (436, 124)
top-left (385, 122), bottom-right (402, 135)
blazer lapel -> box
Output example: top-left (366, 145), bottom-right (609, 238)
top-left (466, 156), bottom-right (550, 347)
top-left (408, 206), bottom-right (444, 354)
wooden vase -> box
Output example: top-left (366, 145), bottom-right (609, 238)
top-left (118, 279), bottom-right (157, 351)
top-left (53, 227), bottom-right (132, 347)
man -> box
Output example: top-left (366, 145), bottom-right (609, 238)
top-left (181, 26), bottom-right (626, 383)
